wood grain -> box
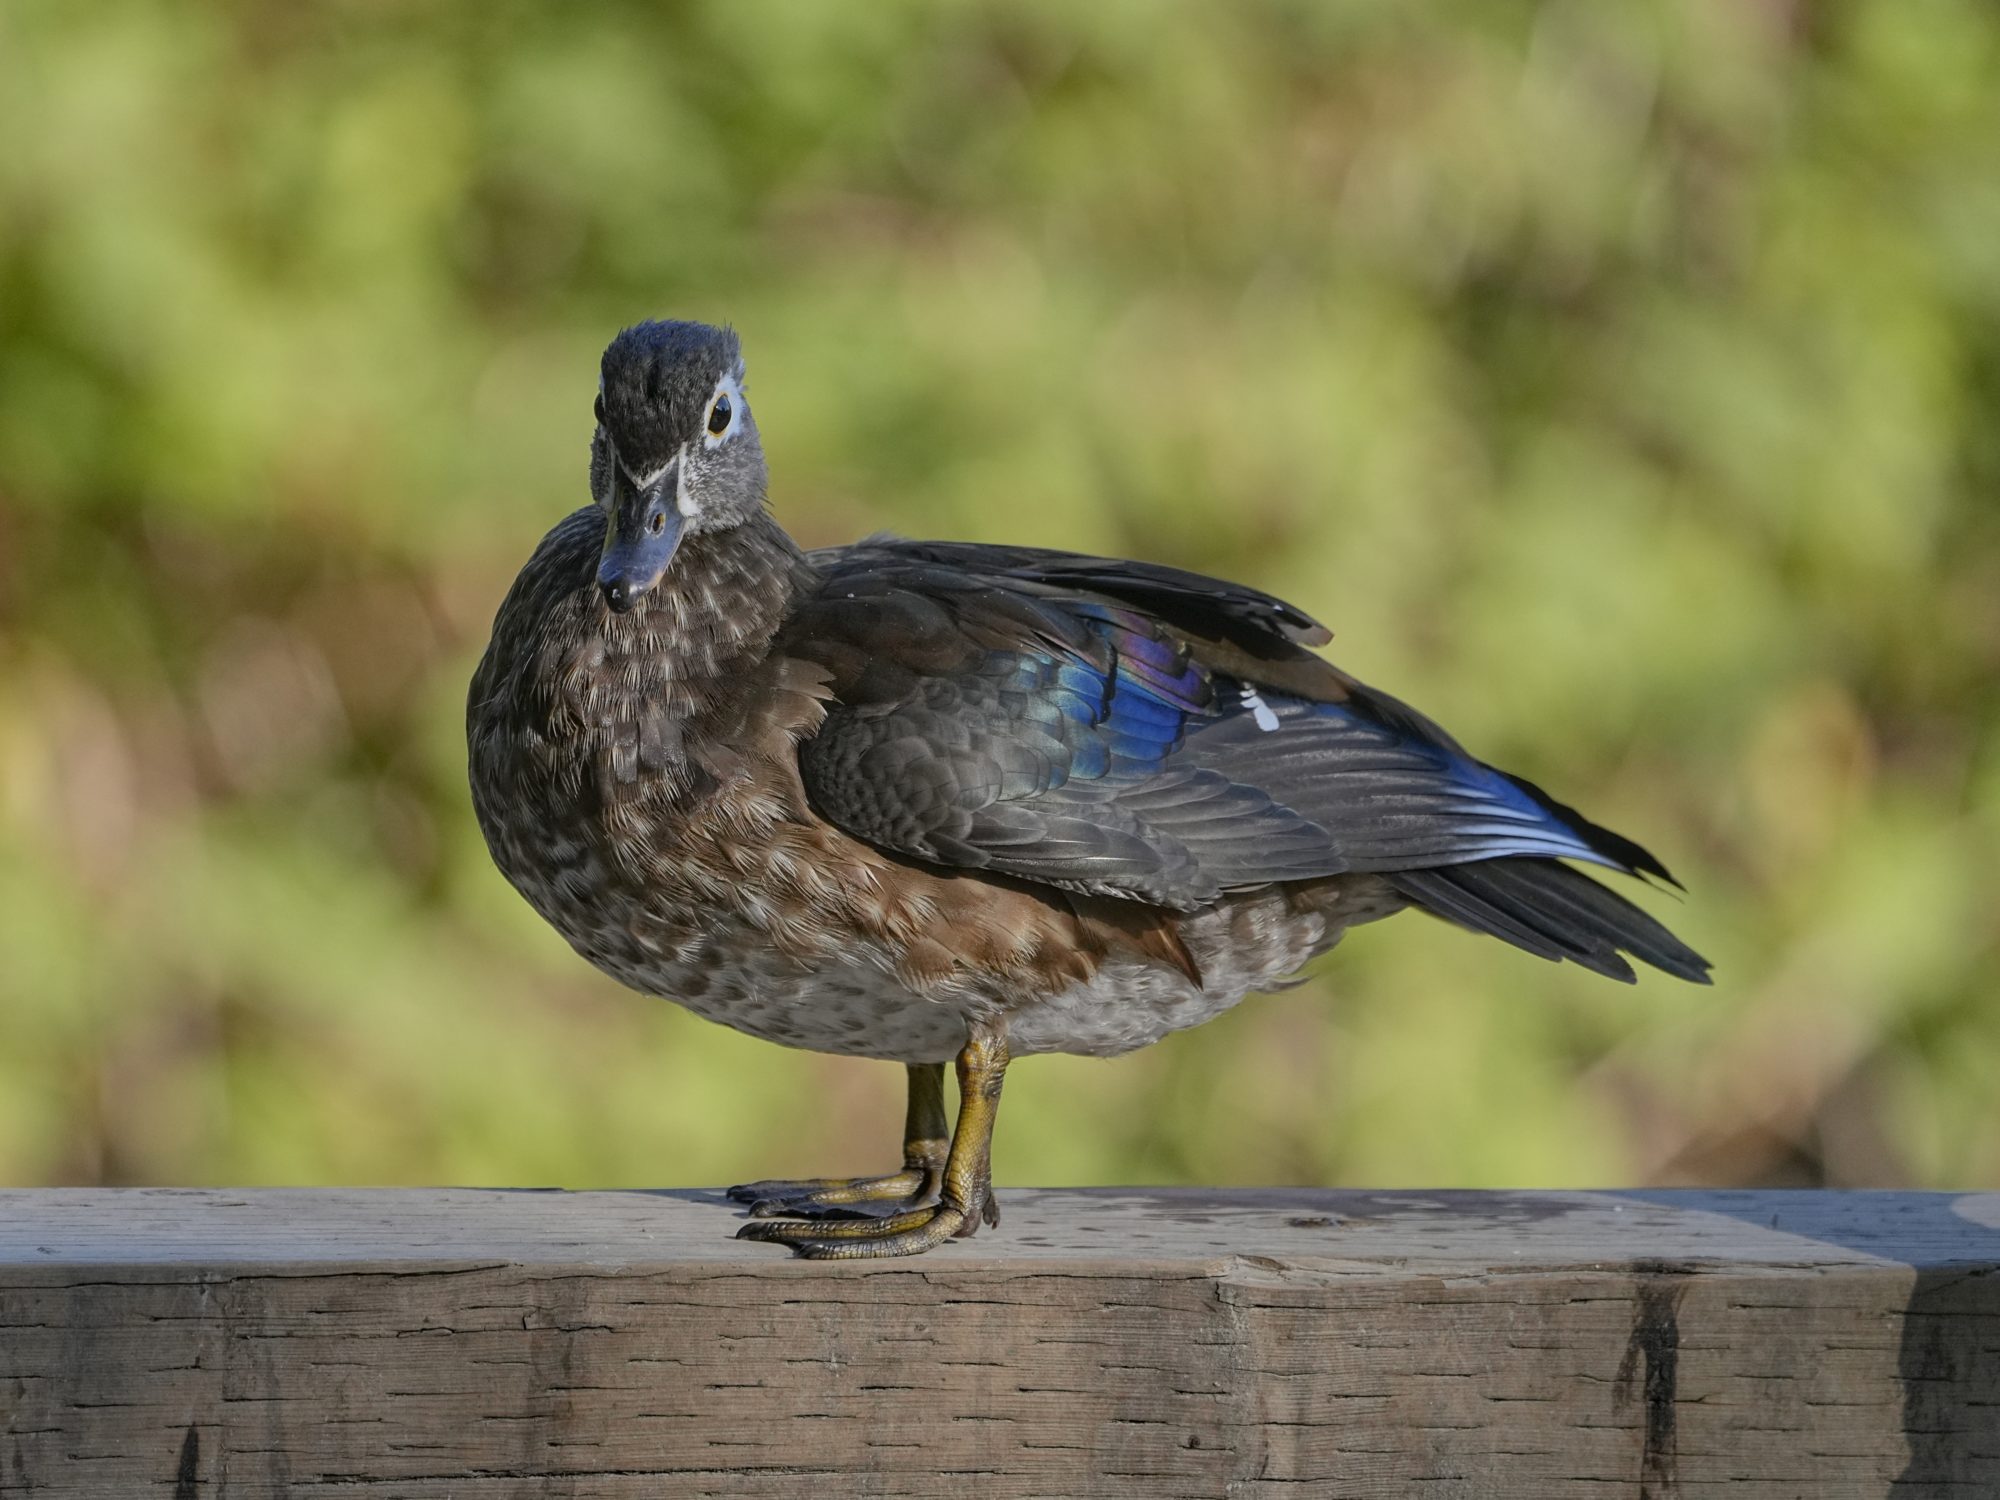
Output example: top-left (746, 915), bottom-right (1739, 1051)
top-left (0, 1188), bottom-right (1994, 1497)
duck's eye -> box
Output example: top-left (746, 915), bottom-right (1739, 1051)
top-left (593, 394), bottom-right (606, 425)
top-left (707, 394), bottom-right (732, 435)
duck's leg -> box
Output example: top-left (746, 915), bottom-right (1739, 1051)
top-left (726, 1061), bottom-right (949, 1220)
top-left (736, 1019), bottom-right (1008, 1259)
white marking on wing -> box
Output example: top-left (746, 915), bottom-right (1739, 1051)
top-left (1240, 687), bottom-right (1281, 733)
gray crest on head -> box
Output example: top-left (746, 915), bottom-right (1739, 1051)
top-left (599, 321), bottom-right (744, 470)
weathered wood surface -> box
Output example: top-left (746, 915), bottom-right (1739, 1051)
top-left (0, 1188), bottom-right (1994, 1498)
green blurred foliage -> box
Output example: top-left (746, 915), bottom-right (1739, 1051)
top-left (1, 0), bottom-right (1995, 1194)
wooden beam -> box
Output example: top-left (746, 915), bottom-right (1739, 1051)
top-left (0, 1188), bottom-right (1994, 1496)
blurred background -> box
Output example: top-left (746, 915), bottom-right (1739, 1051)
top-left (1, 0), bottom-right (1995, 1195)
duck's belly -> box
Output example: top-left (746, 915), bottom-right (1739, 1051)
top-left (477, 755), bottom-right (1410, 1061)
top-left (553, 878), bottom-right (1402, 1063)
top-left (609, 930), bottom-right (981, 1063)
top-left (586, 918), bottom-right (1238, 1063)
top-left (642, 947), bottom-right (1256, 1062)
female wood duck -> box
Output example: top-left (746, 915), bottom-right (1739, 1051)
top-left (468, 319), bottom-right (1709, 1259)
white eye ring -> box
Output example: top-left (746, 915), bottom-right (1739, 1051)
top-left (702, 376), bottom-right (742, 450)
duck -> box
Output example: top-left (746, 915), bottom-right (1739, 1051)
top-left (467, 318), bottom-right (1710, 1259)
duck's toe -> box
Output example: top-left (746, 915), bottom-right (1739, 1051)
top-left (734, 1193), bottom-right (986, 1259)
top-left (725, 1168), bottom-right (942, 1221)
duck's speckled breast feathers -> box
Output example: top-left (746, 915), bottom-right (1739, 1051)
top-left (468, 507), bottom-right (1245, 1061)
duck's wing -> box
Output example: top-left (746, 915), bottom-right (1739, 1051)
top-left (818, 537), bottom-right (1334, 653)
top-left (782, 538), bottom-right (1708, 982)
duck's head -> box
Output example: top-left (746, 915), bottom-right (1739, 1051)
top-left (590, 320), bottom-right (766, 613)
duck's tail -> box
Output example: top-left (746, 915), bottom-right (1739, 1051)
top-left (1386, 857), bottom-right (1712, 984)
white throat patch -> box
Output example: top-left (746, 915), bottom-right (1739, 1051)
top-left (674, 443), bottom-right (698, 518)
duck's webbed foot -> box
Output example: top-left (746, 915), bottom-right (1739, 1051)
top-left (726, 1166), bottom-right (941, 1221)
top-left (734, 1025), bottom-right (1008, 1260)
top-left (726, 1061), bottom-right (949, 1221)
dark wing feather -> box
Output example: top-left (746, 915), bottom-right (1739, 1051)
top-left (1386, 860), bottom-right (1711, 984)
top-left (841, 538), bottom-right (1334, 655)
top-left (783, 538), bottom-right (1707, 980)
top-left (785, 557), bottom-right (1340, 908)
top-left (1175, 686), bottom-right (1673, 875)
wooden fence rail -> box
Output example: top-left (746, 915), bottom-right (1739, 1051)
top-left (0, 1188), bottom-right (1995, 1497)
